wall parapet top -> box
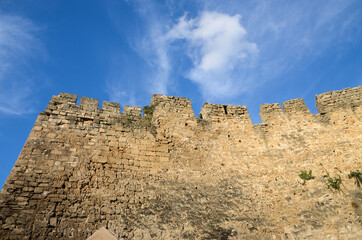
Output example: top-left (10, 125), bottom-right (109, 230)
top-left (315, 86), bottom-right (361, 113)
top-left (282, 98), bottom-right (310, 114)
top-left (45, 93), bottom-right (140, 117)
top-left (44, 86), bottom-right (361, 124)
top-left (199, 102), bottom-right (250, 121)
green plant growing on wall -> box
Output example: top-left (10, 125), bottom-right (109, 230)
top-left (143, 105), bottom-right (155, 118)
top-left (323, 172), bottom-right (343, 191)
top-left (348, 170), bottom-right (361, 188)
top-left (299, 170), bottom-right (315, 185)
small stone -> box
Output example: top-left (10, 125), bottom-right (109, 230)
top-left (49, 217), bottom-right (57, 227)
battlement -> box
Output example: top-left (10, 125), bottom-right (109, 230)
top-left (45, 86), bottom-right (361, 125)
top-left (80, 97), bottom-right (98, 111)
top-left (282, 98), bottom-right (310, 114)
top-left (315, 86), bottom-right (362, 113)
top-left (102, 101), bottom-right (120, 113)
top-left (259, 103), bottom-right (283, 123)
top-left (123, 105), bottom-right (142, 116)
top-left (45, 93), bottom-right (141, 117)
top-left (259, 98), bottom-right (312, 123)
top-left (150, 94), bottom-right (194, 118)
top-left (199, 103), bottom-right (251, 122)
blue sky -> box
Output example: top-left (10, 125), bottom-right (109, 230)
top-left (0, 0), bottom-right (361, 188)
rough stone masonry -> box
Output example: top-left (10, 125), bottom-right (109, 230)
top-left (0, 86), bottom-right (361, 240)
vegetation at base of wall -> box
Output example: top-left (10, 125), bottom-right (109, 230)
top-left (348, 170), bottom-right (361, 188)
top-left (299, 170), bottom-right (315, 185)
top-left (143, 105), bottom-right (155, 117)
top-left (323, 172), bottom-right (343, 191)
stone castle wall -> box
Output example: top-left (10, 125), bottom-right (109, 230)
top-left (0, 86), bottom-right (361, 239)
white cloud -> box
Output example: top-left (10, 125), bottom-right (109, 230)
top-left (0, 14), bottom-right (43, 115)
top-left (218, 0), bottom-right (361, 74)
top-left (107, 0), bottom-right (171, 97)
top-left (140, 27), bottom-right (170, 94)
top-left (166, 11), bottom-right (258, 99)
top-left (125, 0), bottom-right (361, 101)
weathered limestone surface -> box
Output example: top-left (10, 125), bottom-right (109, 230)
top-left (0, 86), bottom-right (361, 239)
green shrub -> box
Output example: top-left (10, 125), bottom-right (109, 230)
top-left (348, 170), bottom-right (361, 188)
top-left (299, 170), bottom-right (315, 185)
top-left (324, 173), bottom-right (342, 191)
top-left (143, 105), bottom-right (155, 117)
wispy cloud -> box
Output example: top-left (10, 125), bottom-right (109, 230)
top-left (126, 7), bottom-right (259, 99)
top-left (166, 11), bottom-right (258, 99)
top-left (119, 0), bottom-right (361, 101)
top-left (0, 14), bottom-right (44, 115)
top-left (105, 83), bottom-right (136, 107)
top-left (227, 0), bottom-right (361, 77)
top-left (138, 25), bottom-right (170, 95)
top-left (131, 0), bottom-right (179, 96)
top-left (106, 0), bottom-right (172, 104)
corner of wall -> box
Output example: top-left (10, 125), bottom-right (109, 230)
top-left (45, 93), bottom-right (78, 113)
